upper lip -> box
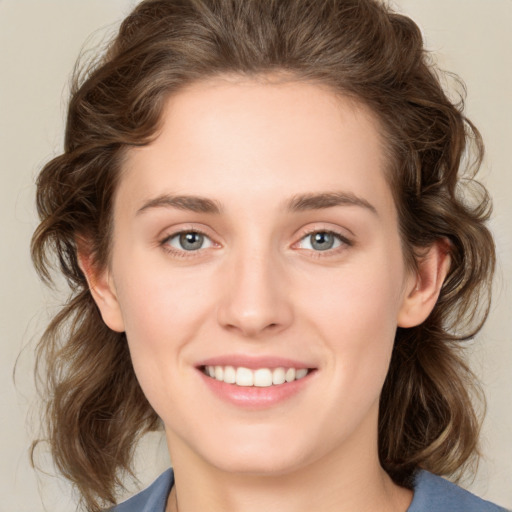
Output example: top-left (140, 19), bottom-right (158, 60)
top-left (196, 355), bottom-right (315, 370)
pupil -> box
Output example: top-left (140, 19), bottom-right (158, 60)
top-left (180, 232), bottom-right (203, 250)
top-left (312, 232), bottom-right (334, 251)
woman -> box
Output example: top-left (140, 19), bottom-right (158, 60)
top-left (31, 0), bottom-right (505, 511)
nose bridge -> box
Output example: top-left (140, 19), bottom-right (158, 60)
top-left (217, 237), bottom-right (293, 337)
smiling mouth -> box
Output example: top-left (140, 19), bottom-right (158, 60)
top-left (201, 365), bottom-right (313, 387)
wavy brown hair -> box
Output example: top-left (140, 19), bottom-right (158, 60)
top-left (31, 0), bottom-right (495, 510)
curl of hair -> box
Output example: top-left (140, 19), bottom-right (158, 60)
top-left (31, 0), bottom-right (495, 510)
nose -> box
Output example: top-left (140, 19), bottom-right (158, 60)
top-left (216, 248), bottom-right (294, 338)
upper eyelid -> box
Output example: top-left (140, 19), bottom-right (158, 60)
top-left (295, 226), bottom-right (352, 243)
top-left (162, 231), bottom-right (216, 248)
top-left (163, 230), bottom-right (211, 242)
top-left (162, 228), bottom-right (209, 240)
top-left (159, 229), bottom-right (217, 257)
top-left (300, 227), bottom-right (347, 238)
top-left (160, 225), bottom-right (217, 243)
top-left (292, 228), bottom-right (354, 256)
top-left (297, 220), bottom-right (355, 237)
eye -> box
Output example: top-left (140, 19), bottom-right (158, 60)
top-left (164, 231), bottom-right (213, 252)
top-left (297, 231), bottom-right (346, 251)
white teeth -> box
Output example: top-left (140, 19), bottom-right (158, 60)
top-left (223, 365), bottom-right (236, 384)
top-left (254, 368), bottom-right (273, 387)
top-left (285, 368), bottom-right (296, 382)
top-left (272, 367), bottom-right (286, 385)
top-left (204, 365), bottom-right (310, 386)
top-left (295, 368), bottom-right (308, 380)
top-left (214, 366), bottom-right (224, 381)
top-left (236, 367), bottom-right (253, 386)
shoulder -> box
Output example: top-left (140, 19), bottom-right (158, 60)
top-left (109, 468), bottom-right (174, 512)
top-left (409, 470), bottom-right (508, 512)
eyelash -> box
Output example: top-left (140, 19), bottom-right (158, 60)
top-left (159, 228), bottom-right (352, 259)
top-left (294, 229), bottom-right (352, 257)
top-left (160, 229), bottom-right (215, 259)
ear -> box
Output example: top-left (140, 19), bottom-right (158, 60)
top-left (77, 246), bottom-right (125, 333)
top-left (397, 239), bottom-right (451, 328)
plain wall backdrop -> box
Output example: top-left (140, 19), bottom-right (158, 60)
top-left (1, 1), bottom-right (510, 510)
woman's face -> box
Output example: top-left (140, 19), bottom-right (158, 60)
top-left (101, 77), bottom-right (418, 476)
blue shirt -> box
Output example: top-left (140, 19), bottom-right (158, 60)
top-left (110, 468), bottom-right (508, 511)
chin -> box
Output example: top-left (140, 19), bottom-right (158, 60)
top-left (210, 452), bottom-right (307, 477)
top-left (197, 428), bottom-right (316, 477)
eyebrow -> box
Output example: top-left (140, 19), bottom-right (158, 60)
top-left (136, 194), bottom-right (222, 215)
top-left (286, 191), bottom-right (378, 215)
top-left (136, 191), bottom-right (377, 216)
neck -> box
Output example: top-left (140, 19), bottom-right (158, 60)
top-left (165, 419), bottom-right (412, 512)
top-left (167, 464), bottom-right (410, 512)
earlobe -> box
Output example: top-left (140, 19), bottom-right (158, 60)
top-left (77, 249), bottom-right (125, 333)
top-left (397, 240), bottom-right (451, 328)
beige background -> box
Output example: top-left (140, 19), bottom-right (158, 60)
top-left (1, 1), bottom-right (510, 510)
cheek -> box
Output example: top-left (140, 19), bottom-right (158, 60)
top-left (112, 269), bottom-right (216, 425)
top-left (114, 245), bottom-right (212, 332)
top-left (300, 251), bottom-right (405, 394)
top-left (302, 248), bottom-right (404, 336)
top-left (111, 255), bottom-right (216, 384)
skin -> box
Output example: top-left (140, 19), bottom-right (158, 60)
top-left (83, 76), bottom-right (449, 512)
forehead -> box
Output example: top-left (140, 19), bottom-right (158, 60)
top-left (118, 76), bottom-right (395, 219)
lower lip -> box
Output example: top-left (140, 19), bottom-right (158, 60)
top-left (198, 369), bottom-right (316, 409)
